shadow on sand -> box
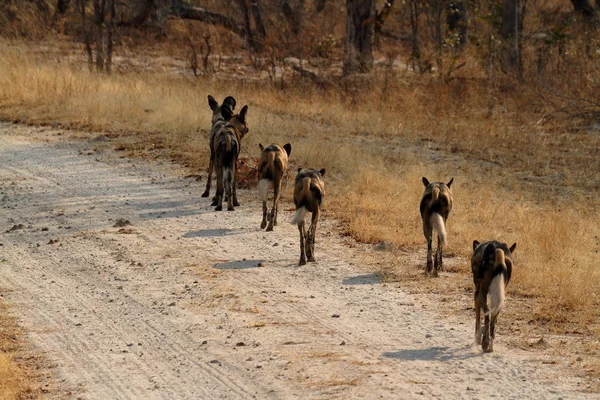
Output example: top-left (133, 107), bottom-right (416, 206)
top-left (183, 229), bottom-right (236, 238)
top-left (383, 346), bottom-right (481, 362)
top-left (342, 273), bottom-right (384, 285)
top-left (212, 259), bottom-right (264, 270)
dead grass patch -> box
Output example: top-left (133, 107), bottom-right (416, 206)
top-left (0, 302), bottom-right (38, 399)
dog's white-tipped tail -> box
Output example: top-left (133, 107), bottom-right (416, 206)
top-left (429, 212), bottom-right (447, 247)
top-left (291, 206), bottom-right (307, 225)
top-left (487, 273), bottom-right (506, 317)
top-left (257, 179), bottom-right (270, 201)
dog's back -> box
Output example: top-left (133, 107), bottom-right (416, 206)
top-left (212, 106), bottom-right (249, 157)
top-left (471, 240), bottom-right (514, 285)
top-left (420, 180), bottom-right (453, 220)
top-left (258, 144), bottom-right (290, 182)
top-left (293, 168), bottom-right (325, 213)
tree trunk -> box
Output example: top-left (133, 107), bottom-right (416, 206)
top-left (31, 0), bottom-right (50, 13)
top-left (57, 0), bottom-right (71, 13)
top-left (77, 0), bottom-right (94, 71)
top-left (250, 0), bottom-right (266, 41)
top-left (501, 0), bottom-right (522, 76)
top-left (119, 0), bottom-right (156, 26)
top-left (94, 0), bottom-right (106, 72)
top-left (281, 0), bottom-right (305, 35)
top-left (343, 0), bottom-right (376, 75)
top-left (408, 0), bottom-right (421, 65)
top-left (237, 0), bottom-right (262, 52)
top-left (375, 0), bottom-right (394, 35)
top-left (106, 0), bottom-right (115, 73)
top-left (315, 0), bottom-right (328, 12)
top-left (570, 0), bottom-right (595, 16)
top-left (446, 1), bottom-right (467, 48)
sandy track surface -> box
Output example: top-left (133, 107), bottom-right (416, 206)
top-left (0, 124), bottom-right (592, 399)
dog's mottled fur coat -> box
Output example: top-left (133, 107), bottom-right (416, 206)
top-left (257, 143), bottom-right (291, 231)
top-left (291, 168), bottom-right (325, 265)
top-left (419, 177), bottom-right (453, 276)
top-left (471, 240), bottom-right (516, 353)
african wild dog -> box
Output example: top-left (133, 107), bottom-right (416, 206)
top-left (291, 168), bottom-right (325, 265)
top-left (211, 105), bottom-right (249, 211)
top-left (202, 95), bottom-right (237, 200)
top-left (471, 240), bottom-right (516, 353)
top-left (419, 177), bottom-right (454, 277)
top-left (257, 143), bottom-right (292, 231)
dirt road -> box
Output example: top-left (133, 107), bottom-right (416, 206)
top-left (0, 123), bottom-right (592, 399)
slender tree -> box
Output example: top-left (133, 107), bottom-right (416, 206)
top-left (501, 0), bottom-right (523, 76)
top-left (343, 0), bottom-right (376, 75)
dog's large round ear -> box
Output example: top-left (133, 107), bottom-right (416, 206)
top-left (422, 177), bottom-right (430, 187)
top-left (319, 168), bottom-right (326, 177)
top-left (223, 96), bottom-right (236, 111)
top-left (221, 106), bottom-right (233, 121)
top-left (510, 243), bottom-right (517, 253)
top-left (259, 143), bottom-right (264, 151)
top-left (447, 177), bottom-right (454, 188)
top-left (239, 105), bottom-right (249, 123)
top-left (208, 95), bottom-right (218, 111)
top-left (472, 240), bottom-right (480, 251)
top-left (283, 143), bottom-right (292, 156)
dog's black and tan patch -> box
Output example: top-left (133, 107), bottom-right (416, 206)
top-left (419, 177), bottom-right (453, 277)
top-left (471, 239), bottom-right (516, 353)
top-left (257, 143), bottom-right (291, 231)
top-left (292, 168), bottom-right (325, 266)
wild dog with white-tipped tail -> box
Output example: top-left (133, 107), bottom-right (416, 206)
top-left (202, 95), bottom-right (237, 200)
top-left (257, 143), bottom-right (291, 231)
top-left (211, 105), bottom-right (249, 211)
top-left (291, 168), bottom-right (325, 265)
top-left (419, 177), bottom-right (454, 276)
top-left (471, 240), bottom-right (516, 353)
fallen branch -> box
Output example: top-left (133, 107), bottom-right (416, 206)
top-left (291, 65), bottom-right (335, 89)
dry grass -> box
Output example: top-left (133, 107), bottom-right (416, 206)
top-left (0, 39), bottom-right (599, 388)
top-left (0, 302), bottom-right (35, 399)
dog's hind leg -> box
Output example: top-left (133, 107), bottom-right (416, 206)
top-left (434, 234), bottom-right (443, 274)
top-left (225, 167), bottom-right (235, 211)
top-left (306, 208), bottom-right (319, 262)
top-left (258, 178), bottom-right (270, 229)
top-left (266, 177), bottom-right (281, 231)
top-left (273, 177), bottom-right (282, 226)
top-left (423, 222), bottom-right (434, 275)
top-left (488, 312), bottom-right (499, 353)
top-left (298, 219), bottom-right (307, 266)
top-left (481, 294), bottom-right (492, 352)
top-left (261, 199), bottom-right (268, 229)
top-left (474, 285), bottom-right (482, 345)
top-left (202, 151), bottom-right (214, 198)
top-left (214, 166), bottom-right (224, 211)
top-left (232, 161), bottom-right (240, 207)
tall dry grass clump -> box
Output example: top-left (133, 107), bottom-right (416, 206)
top-left (0, 304), bottom-right (31, 399)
